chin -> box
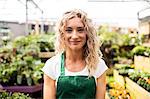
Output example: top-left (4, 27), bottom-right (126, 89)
top-left (69, 46), bottom-right (83, 51)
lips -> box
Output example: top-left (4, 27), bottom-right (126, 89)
top-left (70, 41), bottom-right (80, 45)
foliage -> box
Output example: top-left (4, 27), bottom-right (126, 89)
top-left (0, 34), bottom-right (55, 86)
top-left (37, 34), bottom-right (55, 52)
top-left (0, 92), bottom-right (31, 99)
top-left (129, 71), bottom-right (150, 92)
top-left (0, 54), bottom-right (44, 86)
top-left (106, 76), bottom-right (114, 84)
top-left (110, 45), bottom-right (120, 63)
top-left (0, 44), bottom-right (13, 53)
top-left (99, 31), bottom-right (121, 45)
top-left (114, 64), bottom-right (134, 76)
top-left (13, 34), bottom-right (55, 54)
top-left (98, 26), bottom-right (139, 65)
top-left (97, 25), bottom-right (140, 46)
top-left (13, 35), bottom-right (40, 55)
top-left (114, 64), bottom-right (132, 70)
top-left (131, 46), bottom-right (150, 57)
top-left (106, 80), bottom-right (131, 99)
top-left (128, 70), bottom-right (141, 82)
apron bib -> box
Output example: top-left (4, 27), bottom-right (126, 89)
top-left (56, 53), bottom-right (96, 99)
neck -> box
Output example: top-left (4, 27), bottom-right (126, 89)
top-left (65, 49), bottom-right (84, 62)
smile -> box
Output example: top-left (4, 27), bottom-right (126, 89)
top-left (70, 41), bottom-right (80, 44)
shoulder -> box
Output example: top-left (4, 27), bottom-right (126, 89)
top-left (41, 54), bottom-right (61, 80)
top-left (98, 58), bottom-right (107, 67)
top-left (45, 54), bottom-right (60, 65)
top-left (94, 58), bottom-right (108, 78)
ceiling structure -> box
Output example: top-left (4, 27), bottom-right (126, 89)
top-left (0, 0), bottom-right (150, 28)
top-left (88, 0), bottom-right (150, 3)
top-left (88, 0), bottom-right (150, 18)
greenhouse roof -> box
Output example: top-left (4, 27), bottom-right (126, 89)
top-left (0, 0), bottom-right (150, 27)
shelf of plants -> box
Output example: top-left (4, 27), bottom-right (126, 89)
top-left (112, 63), bottom-right (150, 99)
top-left (0, 34), bottom-right (55, 98)
top-left (98, 25), bottom-right (150, 99)
top-left (0, 89), bottom-right (31, 99)
top-left (106, 76), bottom-right (131, 99)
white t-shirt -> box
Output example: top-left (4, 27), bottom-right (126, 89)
top-left (42, 53), bottom-right (108, 81)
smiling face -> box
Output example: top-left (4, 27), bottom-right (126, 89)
top-left (63, 17), bottom-right (87, 51)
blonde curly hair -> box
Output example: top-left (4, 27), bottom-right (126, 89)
top-left (55, 9), bottom-right (102, 76)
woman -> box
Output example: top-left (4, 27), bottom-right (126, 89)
top-left (42, 9), bottom-right (108, 99)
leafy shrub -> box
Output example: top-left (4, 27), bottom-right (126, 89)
top-left (132, 46), bottom-right (150, 57)
top-left (0, 92), bottom-right (31, 99)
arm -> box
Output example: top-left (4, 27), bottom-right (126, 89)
top-left (96, 71), bottom-right (107, 99)
top-left (43, 74), bottom-right (56, 99)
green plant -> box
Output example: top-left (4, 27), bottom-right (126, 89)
top-left (131, 46), bottom-right (146, 56)
top-left (37, 34), bottom-right (55, 52)
top-left (128, 71), bottom-right (141, 82)
top-left (0, 54), bottom-right (44, 86)
top-left (0, 92), bottom-right (31, 99)
top-left (131, 46), bottom-right (150, 57)
top-left (0, 34), bottom-right (55, 86)
top-left (145, 47), bottom-right (150, 57)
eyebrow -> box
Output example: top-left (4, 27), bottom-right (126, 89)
top-left (66, 27), bottom-right (84, 29)
top-left (66, 27), bottom-right (72, 29)
top-left (77, 27), bottom-right (84, 29)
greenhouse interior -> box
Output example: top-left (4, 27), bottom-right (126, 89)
top-left (0, 0), bottom-right (150, 99)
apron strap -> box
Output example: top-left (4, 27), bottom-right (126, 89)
top-left (60, 52), bottom-right (65, 76)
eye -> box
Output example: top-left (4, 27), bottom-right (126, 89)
top-left (77, 27), bottom-right (85, 33)
top-left (65, 27), bottom-right (73, 33)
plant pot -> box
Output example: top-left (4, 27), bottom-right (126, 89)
top-left (2, 83), bottom-right (43, 93)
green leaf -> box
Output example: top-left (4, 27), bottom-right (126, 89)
top-left (27, 77), bottom-right (32, 86)
top-left (17, 75), bottom-right (22, 85)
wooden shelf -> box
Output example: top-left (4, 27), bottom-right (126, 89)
top-left (105, 92), bottom-right (110, 99)
top-left (143, 43), bottom-right (150, 48)
top-left (113, 69), bottom-right (125, 88)
top-left (39, 52), bottom-right (55, 58)
top-left (134, 55), bottom-right (150, 73)
top-left (125, 77), bottom-right (150, 99)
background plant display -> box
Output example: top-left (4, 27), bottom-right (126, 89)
top-left (106, 62), bottom-right (150, 99)
top-left (98, 26), bottom-right (141, 46)
top-left (114, 64), bottom-right (134, 77)
top-left (131, 46), bottom-right (150, 57)
top-left (0, 34), bottom-right (55, 86)
top-left (98, 25), bottom-right (141, 67)
top-left (106, 76), bottom-right (131, 99)
top-left (37, 34), bottom-right (55, 52)
top-left (13, 34), bottom-right (55, 54)
top-left (128, 71), bottom-right (150, 92)
top-left (0, 25), bottom-right (149, 98)
top-left (0, 91), bottom-right (31, 99)
top-left (100, 24), bottom-right (150, 98)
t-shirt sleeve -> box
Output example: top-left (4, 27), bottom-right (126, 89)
top-left (41, 56), bottom-right (58, 80)
top-left (94, 58), bottom-right (108, 78)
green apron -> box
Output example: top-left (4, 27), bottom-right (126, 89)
top-left (56, 53), bottom-right (96, 99)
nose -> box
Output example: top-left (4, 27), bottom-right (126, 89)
top-left (72, 30), bottom-right (78, 39)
